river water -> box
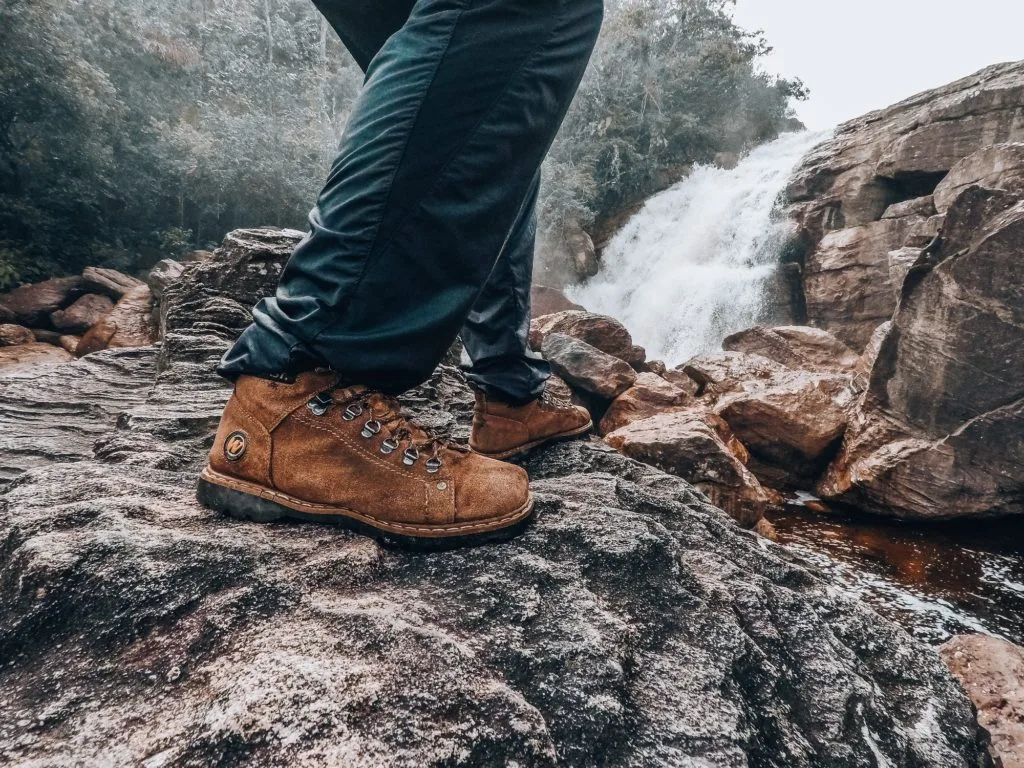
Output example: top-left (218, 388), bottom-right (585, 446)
top-left (571, 130), bottom-right (1024, 647)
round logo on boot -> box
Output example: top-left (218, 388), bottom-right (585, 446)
top-left (224, 431), bottom-right (248, 462)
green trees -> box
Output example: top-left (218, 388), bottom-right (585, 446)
top-left (542, 0), bottom-right (807, 240)
top-left (0, 0), bottom-right (802, 288)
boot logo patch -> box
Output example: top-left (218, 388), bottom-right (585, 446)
top-left (224, 431), bottom-right (248, 462)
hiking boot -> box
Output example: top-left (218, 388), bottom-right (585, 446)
top-left (469, 384), bottom-right (593, 459)
top-left (197, 372), bottom-right (533, 548)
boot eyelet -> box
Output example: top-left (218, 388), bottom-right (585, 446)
top-left (380, 437), bottom-right (399, 455)
top-left (342, 403), bottom-right (363, 421)
top-left (402, 447), bottom-right (420, 466)
top-left (425, 457), bottom-right (442, 474)
top-left (307, 392), bottom-right (332, 416)
top-left (361, 420), bottom-right (382, 438)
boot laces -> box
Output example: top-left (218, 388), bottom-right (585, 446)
top-left (314, 387), bottom-right (457, 472)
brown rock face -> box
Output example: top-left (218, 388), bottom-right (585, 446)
top-left (531, 310), bottom-right (645, 366)
top-left (0, 276), bottom-right (85, 326)
top-left (940, 634), bottom-right (1024, 768)
top-left (680, 351), bottom-right (789, 396)
top-left (0, 341), bottom-right (73, 370)
top-left (785, 61), bottom-right (1024, 348)
top-left (598, 372), bottom-right (690, 434)
top-left (541, 333), bottom-right (637, 400)
top-left (0, 323), bottom-right (34, 346)
top-left (819, 186), bottom-right (1024, 519)
top-left (722, 325), bottom-right (859, 373)
top-left (530, 284), bottom-right (585, 318)
top-left (605, 411), bottom-right (771, 527)
top-left (934, 143), bottom-right (1024, 213)
top-left (50, 293), bottom-right (114, 333)
top-left (77, 285), bottom-right (157, 356)
top-left (716, 372), bottom-right (854, 488)
top-left (81, 266), bottom-right (145, 298)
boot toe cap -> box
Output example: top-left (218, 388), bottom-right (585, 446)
top-left (454, 458), bottom-right (530, 524)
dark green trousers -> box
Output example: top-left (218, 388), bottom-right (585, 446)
top-left (218, 0), bottom-right (602, 404)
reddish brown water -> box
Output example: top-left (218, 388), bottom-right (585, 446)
top-left (768, 496), bottom-right (1024, 646)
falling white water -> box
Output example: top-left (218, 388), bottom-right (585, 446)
top-left (569, 130), bottom-right (828, 366)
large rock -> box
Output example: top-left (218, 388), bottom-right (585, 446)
top-left (541, 333), bottom-right (637, 400)
top-left (81, 265), bottom-right (145, 298)
top-left (0, 323), bottom-right (34, 346)
top-left (0, 275), bottom-right (85, 326)
top-left (604, 410), bottom-right (771, 527)
top-left (680, 351), bottom-right (789, 397)
top-left (0, 227), bottom-right (991, 765)
top-left (530, 284), bottom-right (584, 318)
top-left (723, 325), bottom-right (859, 373)
top-left (49, 293), bottom-right (114, 333)
top-left (934, 143), bottom-right (1024, 213)
top-left (940, 634), bottom-right (1024, 768)
top-left (715, 371), bottom-right (855, 488)
top-left (146, 258), bottom-right (186, 301)
top-left (76, 284), bottom-right (157, 356)
top-left (598, 372), bottom-right (691, 434)
top-left (785, 61), bottom-right (1024, 348)
top-left (0, 341), bottom-right (73, 372)
top-left (530, 310), bottom-right (645, 366)
top-left (819, 186), bottom-right (1024, 519)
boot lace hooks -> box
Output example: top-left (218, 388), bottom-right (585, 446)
top-left (307, 388), bottom-right (446, 474)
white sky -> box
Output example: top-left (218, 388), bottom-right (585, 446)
top-left (730, 0), bottom-right (1024, 130)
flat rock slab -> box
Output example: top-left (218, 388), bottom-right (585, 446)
top-left (0, 227), bottom-right (992, 766)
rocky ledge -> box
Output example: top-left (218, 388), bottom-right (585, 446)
top-left (0, 230), bottom-right (991, 766)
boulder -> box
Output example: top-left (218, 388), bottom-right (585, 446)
top-left (81, 265), bottom-right (145, 298)
top-left (58, 334), bottom-right (82, 354)
top-left (852, 321), bottom-right (892, 391)
top-left (785, 61), bottom-right (1024, 348)
top-left (715, 371), bottom-right (855, 488)
top-left (605, 411), bottom-right (771, 527)
top-left (146, 258), bottom-right (186, 301)
top-left (934, 142), bottom-right (1024, 213)
top-left (76, 284), bottom-right (157, 356)
top-left (0, 341), bottom-right (73, 371)
top-left (598, 372), bottom-right (691, 434)
top-left (940, 634), bottom-right (1024, 768)
top-left (680, 351), bottom-right (789, 397)
top-left (541, 333), bottom-right (636, 400)
top-left (49, 293), bottom-right (114, 333)
top-left (0, 227), bottom-right (991, 766)
top-left (660, 367), bottom-right (700, 397)
top-left (0, 275), bottom-right (85, 326)
top-left (530, 310), bottom-right (645, 366)
top-left (801, 217), bottom-right (926, 348)
top-left (530, 284), bottom-right (584, 318)
top-left (723, 325), bottom-right (859, 373)
top-left (818, 186), bottom-right (1024, 519)
top-left (0, 323), bottom-right (34, 346)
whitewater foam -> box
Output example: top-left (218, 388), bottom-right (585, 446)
top-left (569, 130), bottom-right (828, 366)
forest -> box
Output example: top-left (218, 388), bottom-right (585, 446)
top-left (0, 0), bottom-right (805, 287)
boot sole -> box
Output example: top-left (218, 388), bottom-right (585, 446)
top-left (196, 466), bottom-right (535, 551)
top-left (472, 420), bottom-right (594, 460)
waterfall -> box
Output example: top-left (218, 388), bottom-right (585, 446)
top-left (569, 130), bottom-right (828, 366)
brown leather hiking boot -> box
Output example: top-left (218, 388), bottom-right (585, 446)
top-left (197, 372), bottom-right (533, 548)
top-left (470, 384), bottom-right (593, 459)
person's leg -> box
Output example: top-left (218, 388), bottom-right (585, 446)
top-left (460, 172), bottom-right (550, 405)
top-left (310, 0), bottom-right (414, 74)
top-left (218, 0), bottom-right (605, 398)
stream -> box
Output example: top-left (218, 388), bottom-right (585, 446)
top-left (572, 130), bottom-right (1024, 647)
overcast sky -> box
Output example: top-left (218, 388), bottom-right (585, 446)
top-left (730, 0), bottom-right (1024, 130)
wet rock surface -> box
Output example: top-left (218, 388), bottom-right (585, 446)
top-left (941, 634), bottom-right (1024, 768)
top-left (0, 228), bottom-right (992, 766)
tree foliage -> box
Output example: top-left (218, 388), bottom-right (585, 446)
top-left (0, 0), bottom-right (803, 287)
